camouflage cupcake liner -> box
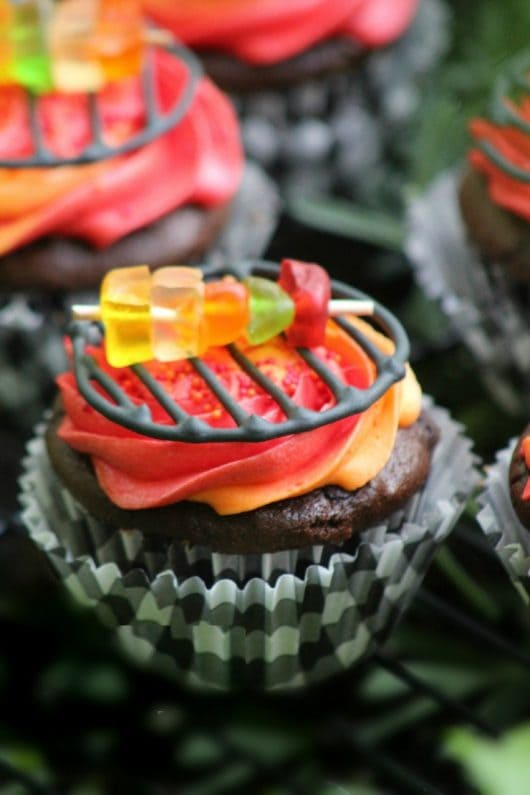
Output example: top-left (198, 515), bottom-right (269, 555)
top-left (20, 403), bottom-right (476, 692)
top-left (407, 169), bottom-right (530, 415)
top-left (477, 442), bottom-right (530, 605)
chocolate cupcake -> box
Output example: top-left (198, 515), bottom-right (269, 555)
top-left (407, 53), bottom-right (530, 416)
top-left (0, 44), bottom-right (279, 430)
top-left (143, 0), bottom-right (449, 209)
top-left (458, 65), bottom-right (530, 286)
top-left (20, 259), bottom-right (476, 690)
top-left (0, 44), bottom-right (246, 286)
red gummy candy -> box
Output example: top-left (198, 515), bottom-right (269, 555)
top-left (279, 258), bottom-right (331, 348)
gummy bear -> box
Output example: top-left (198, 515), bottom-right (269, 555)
top-left (11, 0), bottom-right (53, 94)
top-left (49, 0), bottom-right (104, 93)
top-left (93, 0), bottom-right (143, 82)
top-left (278, 259), bottom-right (331, 348)
top-left (201, 278), bottom-right (249, 348)
top-left (151, 266), bottom-right (205, 361)
top-left (101, 264), bottom-right (153, 367)
top-left (244, 275), bottom-right (294, 345)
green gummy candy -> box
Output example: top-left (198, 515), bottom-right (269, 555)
top-left (11, 4), bottom-right (52, 93)
top-left (13, 53), bottom-right (52, 92)
top-left (245, 276), bottom-right (295, 345)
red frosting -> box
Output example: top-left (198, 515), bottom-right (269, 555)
top-left (468, 103), bottom-right (530, 223)
top-left (57, 333), bottom-right (372, 511)
top-left (0, 48), bottom-right (242, 255)
top-left (520, 436), bottom-right (530, 500)
top-left (143, 0), bottom-right (419, 64)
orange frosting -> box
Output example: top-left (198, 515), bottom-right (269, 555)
top-left (58, 317), bottom-right (421, 515)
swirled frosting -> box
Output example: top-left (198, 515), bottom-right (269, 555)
top-left (57, 317), bottom-right (422, 515)
top-left (143, 0), bottom-right (419, 64)
top-left (520, 436), bottom-right (530, 500)
top-left (469, 95), bottom-right (530, 223)
top-left (0, 49), bottom-right (242, 256)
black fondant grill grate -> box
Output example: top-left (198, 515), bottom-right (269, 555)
top-left (0, 42), bottom-right (203, 168)
top-left (70, 260), bottom-right (410, 443)
top-left (476, 53), bottom-right (530, 182)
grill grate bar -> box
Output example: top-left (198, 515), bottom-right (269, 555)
top-left (335, 315), bottom-right (406, 381)
top-left (189, 355), bottom-right (251, 427)
top-left (28, 93), bottom-right (47, 161)
top-left (0, 43), bottom-right (203, 168)
top-left (130, 363), bottom-right (190, 425)
top-left (227, 342), bottom-right (300, 419)
top-left (335, 316), bottom-right (389, 370)
top-left (83, 354), bottom-right (135, 410)
top-left (142, 47), bottom-right (158, 124)
top-left (88, 93), bottom-right (104, 152)
top-left (296, 345), bottom-right (357, 402)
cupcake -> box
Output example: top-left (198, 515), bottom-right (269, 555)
top-left (21, 259), bottom-right (476, 691)
top-left (478, 430), bottom-right (530, 605)
top-left (143, 0), bottom-right (450, 208)
top-left (407, 53), bottom-right (530, 416)
top-left (0, 33), bottom-right (279, 430)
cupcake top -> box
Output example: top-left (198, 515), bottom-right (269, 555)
top-left (466, 56), bottom-right (530, 225)
top-left (510, 427), bottom-right (530, 529)
top-left (143, 0), bottom-right (419, 65)
top-left (0, 47), bottom-right (242, 272)
top-left (457, 56), bottom-right (530, 283)
top-left (52, 260), bottom-right (423, 517)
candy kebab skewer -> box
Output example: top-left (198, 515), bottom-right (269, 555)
top-left (50, 0), bottom-right (145, 92)
top-left (0, 0), bottom-right (174, 94)
top-left (71, 261), bottom-right (375, 367)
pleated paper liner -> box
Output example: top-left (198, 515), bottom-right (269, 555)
top-left (477, 443), bottom-right (530, 605)
top-left (20, 403), bottom-right (477, 692)
top-left (407, 169), bottom-right (530, 416)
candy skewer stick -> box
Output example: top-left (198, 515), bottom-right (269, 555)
top-left (144, 28), bottom-right (174, 46)
top-left (71, 299), bottom-right (375, 323)
top-left (328, 299), bottom-right (375, 316)
top-left (74, 264), bottom-right (376, 367)
top-left (72, 304), bottom-right (175, 321)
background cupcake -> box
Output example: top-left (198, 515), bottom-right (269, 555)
top-left (21, 259), bottom-right (477, 691)
top-left (143, 0), bottom-right (450, 212)
top-left (477, 429), bottom-right (530, 605)
top-left (407, 52), bottom-right (530, 416)
top-left (0, 29), bottom-right (279, 432)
